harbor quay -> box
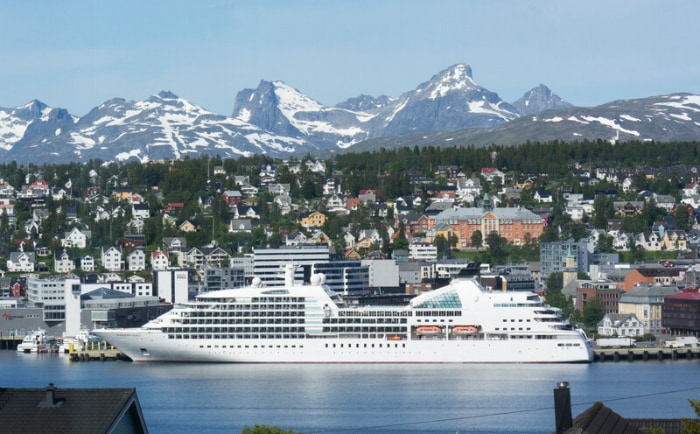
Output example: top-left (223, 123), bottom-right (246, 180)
top-left (2, 333), bottom-right (698, 363)
top-left (593, 346), bottom-right (700, 362)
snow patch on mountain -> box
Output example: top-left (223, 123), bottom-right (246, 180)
top-left (653, 94), bottom-right (700, 112)
top-left (620, 114), bottom-right (641, 122)
top-left (581, 116), bottom-right (640, 136)
top-left (428, 64), bottom-right (476, 99)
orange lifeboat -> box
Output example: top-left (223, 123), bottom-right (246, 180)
top-left (388, 335), bottom-right (402, 341)
top-left (452, 326), bottom-right (479, 335)
top-left (416, 326), bottom-right (442, 335)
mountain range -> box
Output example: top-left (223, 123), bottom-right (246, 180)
top-left (1, 64), bottom-right (698, 165)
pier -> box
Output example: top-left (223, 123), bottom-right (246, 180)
top-left (593, 347), bottom-right (700, 362)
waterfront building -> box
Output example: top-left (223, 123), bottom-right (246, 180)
top-left (253, 246), bottom-right (330, 286)
top-left (618, 285), bottom-right (679, 334)
top-left (596, 313), bottom-right (645, 337)
top-left (662, 287), bottom-right (700, 336)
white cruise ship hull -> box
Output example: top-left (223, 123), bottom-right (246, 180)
top-left (95, 329), bottom-right (592, 363)
top-left (94, 267), bottom-right (594, 364)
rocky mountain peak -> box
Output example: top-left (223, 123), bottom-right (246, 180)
top-left (417, 63), bottom-right (478, 100)
top-left (512, 84), bottom-right (573, 116)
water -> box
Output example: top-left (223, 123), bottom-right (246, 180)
top-left (1, 351), bottom-right (699, 433)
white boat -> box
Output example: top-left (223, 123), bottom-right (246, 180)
top-left (16, 329), bottom-right (56, 353)
top-left (59, 327), bottom-right (104, 353)
top-left (94, 265), bottom-right (593, 363)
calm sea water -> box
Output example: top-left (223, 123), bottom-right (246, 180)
top-left (1, 351), bottom-right (698, 434)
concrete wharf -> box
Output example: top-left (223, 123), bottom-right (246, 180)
top-left (593, 347), bottom-right (700, 362)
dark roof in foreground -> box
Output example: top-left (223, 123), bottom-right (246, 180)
top-left (565, 401), bottom-right (691, 434)
top-left (0, 383), bottom-right (148, 434)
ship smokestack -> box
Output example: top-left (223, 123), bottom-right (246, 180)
top-left (285, 264), bottom-right (295, 287)
top-left (554, 381), bottom-right (573, 433)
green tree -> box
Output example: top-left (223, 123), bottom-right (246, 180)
top-left (471, 230), bottom-right (483, 249)
top-left (546, 272), bottom-right (564, 293)
top-left (434, 234), bottom-right (450, 258)
top-left (682, 398), bottom-right (700, 434)
top-left (595, 234), bottom-right (614, 253)
top-left (581, 297), bottom-right (605, 328)
top-left (675, 204), bottom-right (691, 232)
top-left (485, 231), bottom-right (508, 265)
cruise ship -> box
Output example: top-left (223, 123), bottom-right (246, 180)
top-left (93, 266), bottom-right (593, 363)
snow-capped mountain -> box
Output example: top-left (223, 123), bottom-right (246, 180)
top-left (231, 64), bottom-right (520, 144)
top-left (349, 93), bottom-right (700, 153)
top-left (232, 81), bottom-right (372, 149)
top-left (1, 64), bottom-right (698, 164)
top-left (512, 84), bottom-right (573, 116)
top-left (0, 100), bottom-right (60, 151)
top-left (5, 91), bottom-right (310, 164)
top-left (373, 64), bottom-right (519, 136)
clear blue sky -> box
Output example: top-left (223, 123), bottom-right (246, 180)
top-left (2, 0), bottom-right (699, 116)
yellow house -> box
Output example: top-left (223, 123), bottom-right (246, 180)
top-left (177, 219), bottom-right (197, 233)
top-left (299, 211), bottom-right (327, 229)
top-left (355, 237), bottom-right (374, 250)
top-left (662, 230), bottom-right (687, 251)
top-left (426, 222), bottom-right (460, 246)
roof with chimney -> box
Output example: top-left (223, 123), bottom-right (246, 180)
top-left (0, 383), bottom-right (149, 433)
top-left (563, 401), bottom-right (689, 434)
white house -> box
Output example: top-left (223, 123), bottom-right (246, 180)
top-left (101, 246), bottom-right (123, 272)
top-left (7, 252), bottom-right (35, 272)
top-left (61, 227), bottom-right (91, 249)
top-left (534, 190), bottom-right (553, 203)
top-left (228, 218), bottom-right (252, 233)
top-left (455, 177), bottom-right (482, 205)
top-left (132, 203), bottom-right (150, 219)
top-left (81, 255), bottom-right (95, 272)
top-left (597, 313), bottom-right (645, 337)
top-left (127, 248), bottom-right (146, 271)
top-left (150, 249), bottom-right (170, 271)
top-left (54, 250), bottom-right (75, 273)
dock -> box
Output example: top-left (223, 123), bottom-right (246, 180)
top-left (593, 347), bottom-right (700, 362)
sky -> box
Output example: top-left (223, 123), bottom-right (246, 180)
top-left (2, 0), bottom-right (700, 117)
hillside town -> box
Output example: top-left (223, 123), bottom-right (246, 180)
top-left (0, 150), bottom-right (699, 344)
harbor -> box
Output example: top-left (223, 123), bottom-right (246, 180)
top-left (1, 335), bottom-right (126, 361)
top-left (3, 333), bottom-right (699, 363)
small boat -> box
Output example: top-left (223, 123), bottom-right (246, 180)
top-left (59, 327), bottom-right (103, 353)
top-left (17, 329), bottom-right (56, 353)
top-left (415, 326), bottom-right (442, 336)
top-left (452, 326), bottom-right (479, 335)
top-left (388, 335), bottom-right (402, 341)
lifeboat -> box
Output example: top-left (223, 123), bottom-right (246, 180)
top-left (452, 326), bottom-right (479, 335)
top-left (388, 335), bottom-right (402, 341)
top-left (416, 326), bottom-right (442, 335)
